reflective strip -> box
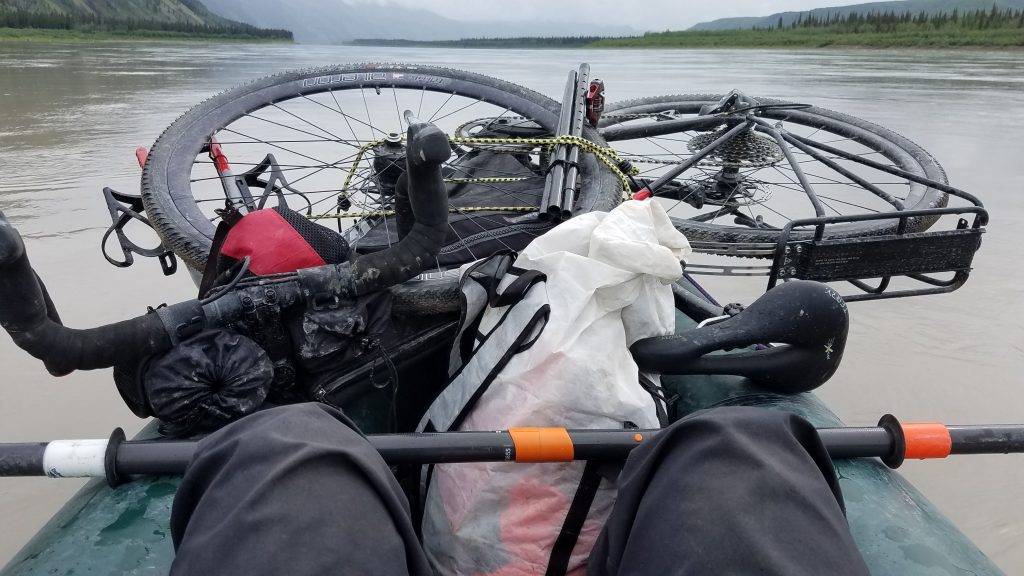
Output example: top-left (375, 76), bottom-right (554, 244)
top-left (42, 440), bottom-right (108, 478)
top-left (509, 427), bottom-right (574, 462)
top-left (903, 423), bottom-right (952, 459)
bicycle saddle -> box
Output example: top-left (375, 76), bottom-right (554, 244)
top-left (631, 280), bottom-right (848, 393)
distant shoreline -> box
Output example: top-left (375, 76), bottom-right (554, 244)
top-left (352, 14), bottom-right (1024, 51)
top-left (0, 27), bottom-right (292, 43)
top-left (351, 31), bottom-right (1024, 50)
top-left (348, 41), bottom-right (1024, 50)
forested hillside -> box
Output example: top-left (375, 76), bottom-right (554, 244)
top-left (0, 0), bottom-right (291, 40)
top-left (689, 0), bottom-right (1024, 30)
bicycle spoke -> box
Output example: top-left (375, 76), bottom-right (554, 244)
top-left (245, 113), bottom-right (358, 148)
top-left (270, 102), bottom-right (348, 143)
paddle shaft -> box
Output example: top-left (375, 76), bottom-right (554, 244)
top-left (2, 416), bottom-right (1024, 485)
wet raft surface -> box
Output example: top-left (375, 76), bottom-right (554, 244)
top-left (0, 306), bottom-right (1005, 575)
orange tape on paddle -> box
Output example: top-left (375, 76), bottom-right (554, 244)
top-left (509, 427), bottom-right (574, 462)
top-left (902, 422), bottom-right (952, 459)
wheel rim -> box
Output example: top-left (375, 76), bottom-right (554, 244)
top-left (145, 66), bottom-right (613, 271)
top-left (601, 96), bottom-right (948, 249)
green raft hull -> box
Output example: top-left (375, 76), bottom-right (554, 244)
top-left (1, 306), bottom-right (1005, 575)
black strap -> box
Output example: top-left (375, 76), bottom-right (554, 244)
top-left (490, 270), bottom-right (546, 308)
top-left (545, 460), bottom-right (603, 576)
top-left (457, 252), bottom-right (516, 365)
top-left (448, 304), bottom-right (550, 432)
top-left (198, 220), bottom-right (234, 298)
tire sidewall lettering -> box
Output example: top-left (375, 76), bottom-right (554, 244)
top-left (299, 72), bottom-right (449, 89)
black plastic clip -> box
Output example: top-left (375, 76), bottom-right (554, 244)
top-left (878, 414), bottom-right (906, 469)
top-left (101, 187), bottom-right (177, 276)
top-left (104, 427), bottom-right (127, 487)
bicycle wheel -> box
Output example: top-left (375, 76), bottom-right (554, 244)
top-left (601, 94), bottom-right (948, 251)
top-left (142, 64), bottom-right (620, 312)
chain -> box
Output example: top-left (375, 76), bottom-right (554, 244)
top-left (310, 205), bottom-right (536, 220)
top-left (446, 176), bottom-right (529, 184)
top-left (449, 134), bottom-right (632, 192)
top-left (618, 154), bottom-right (682, 166)
top-left (316, 133), bottom-right (635, 222)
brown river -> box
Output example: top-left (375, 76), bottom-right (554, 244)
top-left (0, 42), bottom-right (1022, 570)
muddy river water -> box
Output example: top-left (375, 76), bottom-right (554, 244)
top-left (0, 42), bottom-right (1022, 570)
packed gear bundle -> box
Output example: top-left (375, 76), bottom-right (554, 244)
top-left (418, 200), bottom-right (691, 575)
top-left (107, 126), bottom-right (593, 435)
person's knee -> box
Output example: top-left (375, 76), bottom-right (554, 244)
top-left (661, 406), bottom-right (816, 457)
top-left (679, 405), bottom-right (801, 434)
top-left (194, 402), bottom-right (363, 462)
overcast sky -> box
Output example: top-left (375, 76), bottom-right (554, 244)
top-left (380, 0), bottom-right (862, 31)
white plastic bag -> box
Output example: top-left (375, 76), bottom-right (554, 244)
top-left (421, 200), bottom-right (691, 575)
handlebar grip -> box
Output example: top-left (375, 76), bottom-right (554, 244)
top-left (631, 281), bottom-right (848, 393)
top-left (346, 115), bottom-right (452, 295)
top-left (0, 117), bottom-right (454, 375)
top-left (0, 212), bottom-right (173, 375)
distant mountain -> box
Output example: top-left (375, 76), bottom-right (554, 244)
top-left (690, 0), bottom-right (1024, 30)
top-left (199, 0), bottom-right (634, 44)
top-left (0, 0), bottom-right (291, 38)
top-left (1, 0), bottom-right (231, 26)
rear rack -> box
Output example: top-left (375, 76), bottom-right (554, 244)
top-left (673, 106), bottom-right (989, 302)
top-left (766, 206), bottom-right (987, 301)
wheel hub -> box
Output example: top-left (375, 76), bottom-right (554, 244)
top-left (697, 175), bottom-right (772, 207)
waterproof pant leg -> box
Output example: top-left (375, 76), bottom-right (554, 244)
top-left (588, 406), bottom-right (871, 576)
top-left (169, 403), bottom-right (431, 576)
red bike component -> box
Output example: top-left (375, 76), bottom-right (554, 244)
top-left (219, 208), bottom-right (326, 275)
top-left (585, 79), bottom-right (605, 127)
top-left (208, 137), bottom-right (232, 174)
top-left (633, 188), bottom-right (652, 201)
top-left (135, 147), bottom-right (149, 169)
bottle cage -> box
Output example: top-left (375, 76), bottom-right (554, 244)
top-left (101, 187), bottom-right (177, 276)
top-left (228, 152), bottom-right (311, 214)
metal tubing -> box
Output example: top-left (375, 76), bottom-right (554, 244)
top-left (776, 129), bottom-right (905, 210)
top-left (560, 64), bottom-right (589, 219)
top-left (948, 425), bottom-right (1024, 455)
top-left (540, 70), bottom-right (578, 219)
top-left (748, 116), bottom-right (826, 218)
top-left (816, 427), bottom-right (893, 458)
top-left (601, 116), bottom-right (725, 141)
top-left (370, 431), bottom-right (513, 464)
top-left (6, 422), bottom-right (1024, 480)
top-left (116, 441), bottom-right (196, 475)
top-left (0, 442), bottom-right (47, 476)
top-left (644, 120), bottom-right (754, 193)
top-left (787, 132), bottom-right (985, 207)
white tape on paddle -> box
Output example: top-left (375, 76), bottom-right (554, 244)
top-left (42, 439), bottom-right (108, 478)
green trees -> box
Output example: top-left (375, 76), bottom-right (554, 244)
top-left (0, 5), bottom-right (292, 40)
top-left (355, 6), bottom-right (1023, 49)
